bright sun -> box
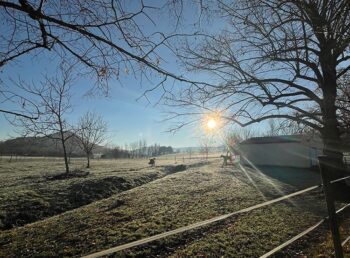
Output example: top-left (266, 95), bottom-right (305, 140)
top-left (207, 119), bottom-right (217, 129)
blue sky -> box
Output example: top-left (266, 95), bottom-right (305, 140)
top-left (0, 1), bottom-right (272, 148)
top-left (0, 1), bottom-right (226, 148)
top-left (0, 53), bottom-right (210, 147)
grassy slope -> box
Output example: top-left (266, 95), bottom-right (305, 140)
top-left (281, 212), bottom-right (350, 258)
top-left (1, 160), bottom-right (340, 257)
top-left (0, 157), bottom-right (201, 229)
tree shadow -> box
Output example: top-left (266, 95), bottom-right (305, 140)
top-left (255, 166), bottom-right (322, 189)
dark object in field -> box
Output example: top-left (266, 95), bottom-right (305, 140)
top-left (221, 153), bottom-right (233, 167)
top-left (149, 158), bottom-right (156, 167)
top-left (45, 170), bottom-right (90, 180)
top-left (163, 164), bottom-right (187, 174)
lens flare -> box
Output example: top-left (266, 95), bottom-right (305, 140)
top-left (207, 119), bottom-right (217, 129)
top-left (202, 112), bottom-right (223, 134)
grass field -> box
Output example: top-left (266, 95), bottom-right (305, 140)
top-left (0, 156), bottom-right (349, 257)
top-left (0, 155), bottom-right (208, 229)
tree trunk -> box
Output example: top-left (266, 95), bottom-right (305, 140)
top-left (322, 126), bottom-right (344, 168)
top-left (320, 59), bottom-right (350, 201)
top-left (58, 118), bottom-right (69, 174)
top-left (320, 54), bottom-right (345, 178)
top-left (321, 96), bottom-right (343, 170)
top-left (86, 153), bottom-right (90, 168)
top-left (61, 138), bottom-right (70, 174)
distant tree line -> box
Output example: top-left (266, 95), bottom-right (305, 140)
top-left (0, 136), bottom-right (174, 160)
top-left (102, 142), bottom-right (174, 159)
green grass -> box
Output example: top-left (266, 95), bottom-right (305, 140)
top-left (1, 158), bottom-right (344, 257)
top-left (0, 156), bottom-right (204, 229)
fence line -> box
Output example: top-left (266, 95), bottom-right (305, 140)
top-left (260, 203), bottom-right (350, 258)
top-left (81, 173), bottom-right (350, 258)
top-left (260, 220), bottom-right (325, 258)
top-left (81, 184), bottom-right (321, 258)
top-left (342, 236), bottom-right (350, 247)
top-left (331, 175), bottom-right (350, 184)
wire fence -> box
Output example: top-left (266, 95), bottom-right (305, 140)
top-left (82, 174), bottom-right (350, 258)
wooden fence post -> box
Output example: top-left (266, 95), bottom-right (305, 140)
top-left (318, 155), bottom-right (344, 258)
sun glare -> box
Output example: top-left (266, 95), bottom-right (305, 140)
top-left (207, 119), bottom-right (217, 129)
top-left (202, 112), bottom-right (223, 134)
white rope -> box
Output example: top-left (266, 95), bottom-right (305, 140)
top-left (81, 184), bottom-right (321, 258)
top-left (330, 175), bottom-right (350, 184)
top-left (81, 174), bottom-right (350, 258)
top-left (260, 219), bottom-right (325, 258)
top-left (342, 236), bottom-right (350, 247)
top-left (260, 203), bottom-right (350, 258)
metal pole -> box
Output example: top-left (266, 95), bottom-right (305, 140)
top-left (318, 155), bottom-right (344, 258)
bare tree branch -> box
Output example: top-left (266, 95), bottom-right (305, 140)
top-left (167, 0), bottom-right (350, 165)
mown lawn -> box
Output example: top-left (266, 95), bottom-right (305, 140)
top-left (2, 159), bottom-right (346, 257)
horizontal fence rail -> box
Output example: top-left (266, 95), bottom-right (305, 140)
top-left (342, 236), bottom-right (350, 247)
top-left (260, 203), bottom-right (350, 258)
top-left (82, 185), bottom-right (321, 258)
top-left (82, 173), bottom-right (350, 258)
top-left (331, 175), bottom-right (350, 184)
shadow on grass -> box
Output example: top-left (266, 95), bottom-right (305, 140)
top-left (44, 169), bottom-right (90, 180)
top-left (251, 166), bottom-right (350, 201)
top-left (254, 166), bottom-right (322, 189)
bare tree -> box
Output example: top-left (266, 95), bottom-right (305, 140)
top-left (0, 0), bottom-right (201, 119)
top-left (141, 139), bottom-right (147, 157)
top-left (224, 132), bottom-right (242, 155)
top-left (187, 147), bottom-right (193, 160)
top-left (200, 136), bottom-right (213, 160)
top-left (12, 67), bottom-right (75, 173)
top-left (278, 119), bottom-right (318, 136)
top-left (65, 137), bottom-right (82, 164)
top-left (264, 120), bottom-right (279, 137)
top-left (170, 0), bottom-right (350, 170)
top-left (224, 127), bottom-right (259, 154)
top-left (76, 111), bottom-right (107, 168)
top-left (130, 141), bottom-right (138, 159)
top-left (337, 73), bottom-right (350, 135)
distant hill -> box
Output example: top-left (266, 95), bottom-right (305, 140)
top-left (0, 134), bottom-right (205, 158)
top-left (0, 134), bottom-right (86, 157)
